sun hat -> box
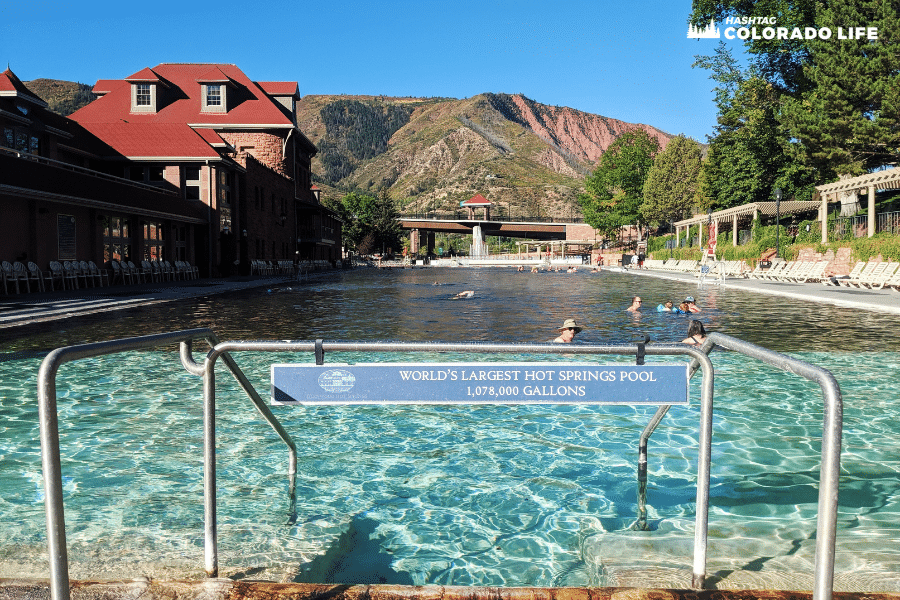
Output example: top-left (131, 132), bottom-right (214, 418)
top-left (557, 319), bottom-right (583, 333)
top-left (685, 296), bottom-right (695, 302)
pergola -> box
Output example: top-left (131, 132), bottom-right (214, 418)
top-left (814, 167), bottom-right (900, 241)
top-left (674, 201), bottom-right (822, 248)
top-left (674, 166), bottom-right (900, 247)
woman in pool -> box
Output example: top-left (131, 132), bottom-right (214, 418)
top-left (681, 319), bottom-right (708, 346)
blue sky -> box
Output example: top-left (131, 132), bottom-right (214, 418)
top-left (2, 0), bottom-right (742, 142)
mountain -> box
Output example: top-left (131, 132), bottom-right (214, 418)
top-left (297, 92), bottom-right (674, 219)
top-left (23, 78), bottom-right (677, 220)
top-left (23, 79), bottom-right (94, 116)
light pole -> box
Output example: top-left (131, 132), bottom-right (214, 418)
top-left (774, 188), bottom-right (782, 259)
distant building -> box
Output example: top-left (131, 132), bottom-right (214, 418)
top-left (0, 63), bottom-right (340, 278)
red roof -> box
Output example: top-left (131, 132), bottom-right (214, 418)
top-left (194, 128), bottom-right (229, 147)
top-left (196, 66), bottom-right (233, 84)
top-left (0, 68), bottom-right (48, 106)
top-left (124, 67), bottom-right (164, 83)
top-left (86, 123), bottom-right (221, 159)
top-left (461, 194), bottom-right (492, 206)
top-left (257, 81), bottom-right (300, 97)
top-left (73, 63), bottom-right (295, 126)
top-left (70, 63), bottom-right (298, 159)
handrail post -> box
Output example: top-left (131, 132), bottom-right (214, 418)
top-left (203, 355), bottom-right (218, 578)
top-left (37, 351), bottom-right (70, 600)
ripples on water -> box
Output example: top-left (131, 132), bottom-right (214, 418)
top-left (0, 267), bottom-right (899, 588)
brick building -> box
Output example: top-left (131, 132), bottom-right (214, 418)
top-left (0, 63), bottom-right (340, 278)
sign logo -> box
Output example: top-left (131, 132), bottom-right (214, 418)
top-left (318, 369), bottom-right (356, 393)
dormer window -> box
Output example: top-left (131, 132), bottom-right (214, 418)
top-left (130, 82), bottom-right (157, 113)
top-left (136, 84), bottom-right (152, 106)
top-left (201, 83), bottom-right (227, 113)
top-left (206, 85), bottom-right (221, 106)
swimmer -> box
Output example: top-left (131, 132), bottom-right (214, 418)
top-left (657, 301), bottom-right (674, 312)
top-left (626, 296), bottom-right (642, 312)
top-left (684, 296), bottom-right (702, 313)
top-left (552, 318), bottom-right (583, 343)
top-left (452, 290), bottom-right (475, 299)
top-left (681, 319), bottom-right (708, 346)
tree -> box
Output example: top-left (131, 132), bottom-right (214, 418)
top-left (641, 135), bottom-right (703, 225)
top-left (781, 0), bottom-right (900, 177)
top-left (578, 130), bottom-right (660, 239)
top-left (693, 43), bottom-right (817, 207)
top-left (371, 190), bottom-right (403, 255)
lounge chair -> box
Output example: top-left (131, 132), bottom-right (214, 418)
top-left (859, 262), bottom-right (899, 289)
top-left (838, 261), bottom-right (876, 287)
top-left (791, 261), bottom-right (829, 283)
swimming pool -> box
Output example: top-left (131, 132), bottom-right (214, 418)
top-left (1, 268), bottom-right (898, 589)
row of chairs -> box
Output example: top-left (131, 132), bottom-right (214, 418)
top-left (1, 259), bottom-right (199, 294)
top-left (108, 259), bottom-right (198, 285)
top-left (1, 260), bottom-right (109, 294)
top-left (825, 260), bottom-right (900, 289)
top-left (250, 259), bottom-right (296, 276)
top-left (745, 260), bottom-right (830, 283)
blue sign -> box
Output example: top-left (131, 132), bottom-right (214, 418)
top-left (271, 363), bottom-right (688, 406)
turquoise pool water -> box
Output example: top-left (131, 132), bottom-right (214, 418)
top-left (0, 268), bottom-right (898, 589)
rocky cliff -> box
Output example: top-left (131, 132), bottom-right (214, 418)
top-left (297, 93), bottom-right (675, 220)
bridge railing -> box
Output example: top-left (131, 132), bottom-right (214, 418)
top-left (399, 211), bottom-right (584, 224)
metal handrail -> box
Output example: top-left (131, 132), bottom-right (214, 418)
top-left (37, 333), bottom-right (842, 600)
top-left (202, 339), bottom-right (715, 586)
top-left (37, 328), bottom-right (297, 600)
top-left (701, 333), bottom-right (842, 600)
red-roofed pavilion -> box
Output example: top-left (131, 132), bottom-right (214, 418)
top-left (460, 194), bottom-right (492, 220)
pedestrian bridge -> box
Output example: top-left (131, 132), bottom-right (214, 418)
top-left (398, 215), bottom-right (591, 241)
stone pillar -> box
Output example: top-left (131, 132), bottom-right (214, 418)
top-left (675, 225), bottom-right (680, 247)
top-left (427, 231), bottom-right (436, 255)
top-left (410, 229), bottom-right (420, 254)
top-left (868, 185), bottom-right (876, 237)
top-left (821, 195), bottom-right (829, 244)
top-left (732, 214), bottom-right (738, 246)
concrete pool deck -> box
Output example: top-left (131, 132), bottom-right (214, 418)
top-left (2, 579), bottom-right (900, 600)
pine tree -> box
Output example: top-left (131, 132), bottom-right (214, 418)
top-left (782, 0), bottom-right (900, 176)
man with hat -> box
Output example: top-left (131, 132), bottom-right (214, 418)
top-left (552, 319), bottom-right (583, 343)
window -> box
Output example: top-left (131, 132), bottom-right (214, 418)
top-left (136, 83), bottom-right (151, 106)
top-left (148, 166), bottom-right (165, 181)
top-left (143, 221), bottom-right (165, 260)
top-left (2, 127), bottom-right (40, 155)
top-left (174, 226), bottom-right (187, 261)
top-left (206, 84), bottom-right (221, 106)
top-left (185, 166), bottom-right (201, 200)
top-left (102, 216), bottom-right (132, 263)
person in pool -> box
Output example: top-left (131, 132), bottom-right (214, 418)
top-left (452, 290), bottom-right (475, 299)
top-left (552, 318), bottom-right (583, 343)
top-left (684, 296), bottom-right (702, 313)
top-left (681, 319), bottom-right (708, 346)
top-left (626, 296), bottom-right (643, 312)
top-left (657, 301), bottom-right (674, 312)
